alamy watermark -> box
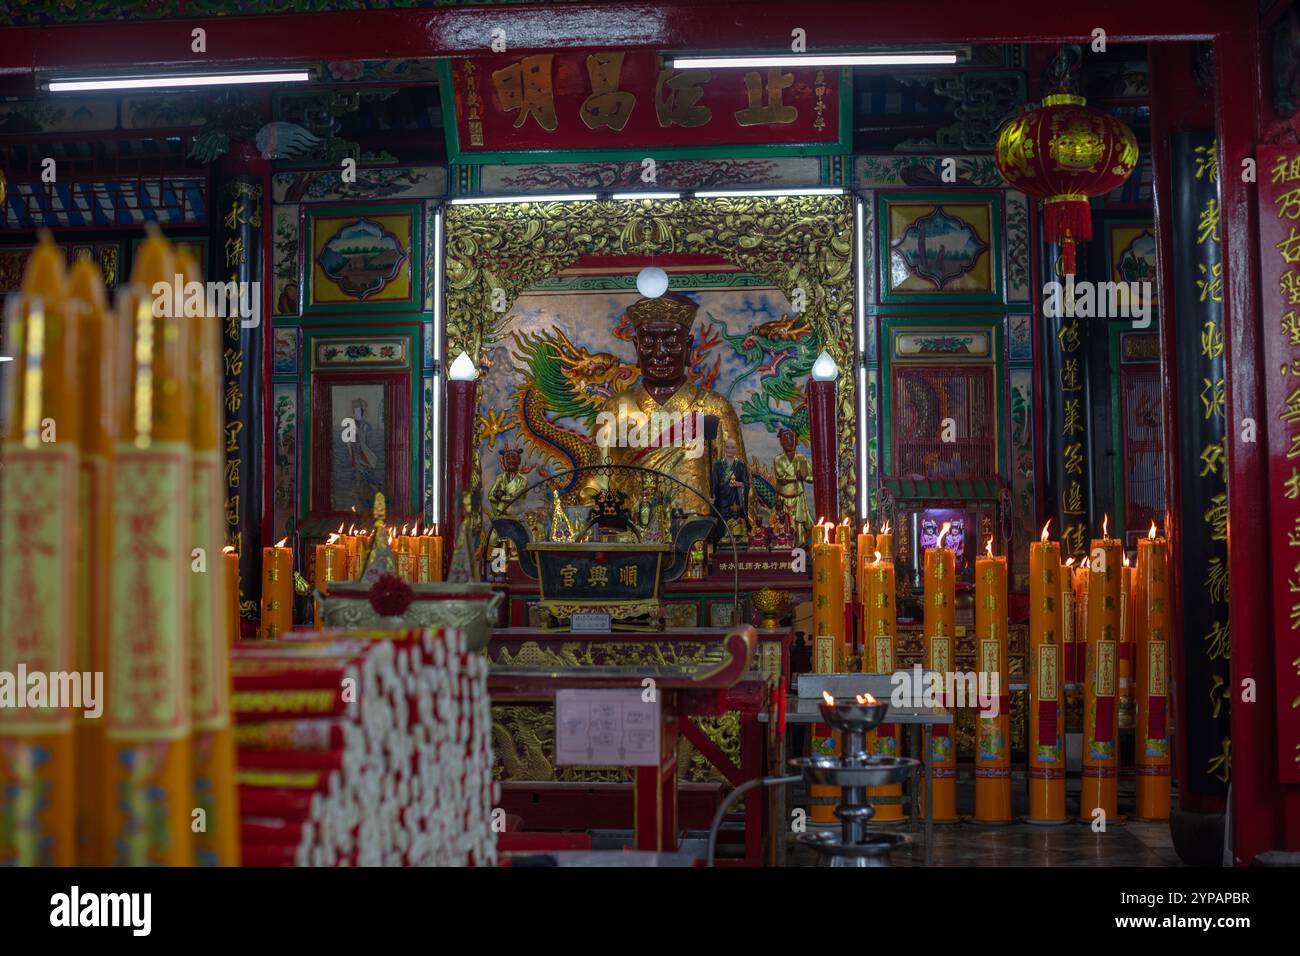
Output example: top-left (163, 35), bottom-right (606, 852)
top-left (594, 409), bottom-right (706, 460)
top-left (1043, 275), bottom-right (1153, 327)
top-left (890, 665), bottom-right (1002, 717)
top-left (151, 274), bottom-right (260, 328)
top-left (0, 666), bottom-right (103, 719)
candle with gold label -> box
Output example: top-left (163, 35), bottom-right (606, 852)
top-left (179, 248), bottom-right (240, 866)
top-left (1028, 523), bottom-right (1067, 823)
top-left (836, 519), bottom-right (854, 663)
top-left (106, 226), bottom-right (193, 866)
top-left (1073, 561), bottom-right (1089, 684)
top-left (923, 523), bottom-right (958, 822)
top-left (68, 257), bottom-right (115, 864)
top-left (314, 534), bottom-right (346, 626)
top-left (0, 236), bottom-right (81, 866)
top-left (974, 538), bottom-right (1011, 823)
top-left (223, 546), bottom-right (241, 645)
top-left (875, 521), bottom-right (893, 565)
top-left (260, 538), bottom-right (294, 640)
top-left (1135, 523), bottom-right (1171, 819)
top-left (426, 527), bottom-right (444, 582)
top-left (810, 520), bottom-right (845, 824)
top-left (1120, 558), bottom-right (1135, 729)
top-left (855, 522), bottom-right (874, 609)
top-left (1081, 517), bottom-right (1122, 821)
top-left (864, 550), bottom-right (904, 821)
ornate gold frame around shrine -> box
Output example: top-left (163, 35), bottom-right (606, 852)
top-left (443, 195), bottom-right (856, 518)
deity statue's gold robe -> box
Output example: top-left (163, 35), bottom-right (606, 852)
top-left (488, 471), bottom-right (528, 518)
top-left (590, 381), bottom-right (746, 519)
top-left (773, 450), bottom-right (813, 542)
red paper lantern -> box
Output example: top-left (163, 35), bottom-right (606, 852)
top-left (995, 94), bottom-right (1138, 275)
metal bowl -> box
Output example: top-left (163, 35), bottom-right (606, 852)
top-left (818, 698), bottom-right (891, 733)
top-left (790, 754), bottom-right (917, 788)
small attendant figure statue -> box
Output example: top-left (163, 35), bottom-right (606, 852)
top-left (773, 427), bottom-right (813, 546)
top-left (487, 445), bottom-right (528, 561)
top-left (711, 437), bottom-right (751, 540)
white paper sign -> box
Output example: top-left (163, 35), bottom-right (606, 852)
top-left (553, 688), bottom-right (660, 767)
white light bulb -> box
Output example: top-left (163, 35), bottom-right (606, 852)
top-left (448, 352), bottom-right (477, 381)
top-left (635, 266), bottom-right (669, 299)
top-left (811, 349), bottom-right (839, 382)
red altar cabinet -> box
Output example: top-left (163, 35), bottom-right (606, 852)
top-left (487, 625), bottom-right (788, 865)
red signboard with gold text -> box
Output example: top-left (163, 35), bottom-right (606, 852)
top-left (442, 53), bottom-right (847, 161)
top-left (1256, 144), bottom-right (1300, 784)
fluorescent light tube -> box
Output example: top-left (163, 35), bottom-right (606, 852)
top-left (48, 71), bottom-right (311, 92)
top-left (448, 193), bottom-right (598, 205)
top-left (611, 192), bottom-right (682, 200)
top-left (695, 187), bottom-right (844, 198)
top-left (671, 53), bottom-right (959, 69)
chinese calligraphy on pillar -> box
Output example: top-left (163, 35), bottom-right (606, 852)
top-left (1256, 143), bottom-right (1300, 784)
top-left (447, 53), bottom-right (845, 157)
top-left (1171, 132), bottom-right (1230, 793)
top-left (1040, 240), bottom-right (1091, 561)
top-left (218, 175), bottom-right (264, 625)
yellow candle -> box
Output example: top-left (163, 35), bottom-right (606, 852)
top-left (923, 522), bottom-right (957, 822)
top-left (179, 247), bottom-right (240, 867)
top-left (260, 538), bottom-right (294, 640)
top-left (1135, 523), bottom-right (1171, 820)
top-left (67, 256), bottom-right (116, 865)
top-left (428, 531), bottom-right (444, 582)
top-left (223, 546), bottom-right (241, 646)
top-left (1028, 524), bottom-right (1066, 822)
top-left (811, 520), bottom-right (845, 672)
top-left (0, 235), bottom-right (80, 866)
top-left (106, 225), bottom-right (193, 866)
top-left (855, 522), bottom-right (875, 608)
top-left (1081, 517), bottom-right (1122, 821)
top-left (974, 538), bottom-right (1010, 823)
top-left (314, 534), bottom-right (346, 627)
top-left (864, 548), bottom-right (903, 820)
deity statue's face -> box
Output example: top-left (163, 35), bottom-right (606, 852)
top-left (501, 449), bottom-right (521, 474)
top-left (633, 320), bottom-right (690, 389)
top-left (779, 429), bottom-right (796, 455)
top-left (724, 438), bottom-right (738, 459)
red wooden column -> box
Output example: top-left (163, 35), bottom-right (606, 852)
top-left (1215, 10), bottom-right (1300, 861)
top-left (634, 700), bottom-right (679, 853)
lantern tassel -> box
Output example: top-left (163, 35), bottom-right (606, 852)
top-left (1043, 196), bottom-right (1092, 276)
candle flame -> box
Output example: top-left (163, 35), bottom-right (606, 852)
top-left (881, 521), bottom-right (891, 535)
top-left (985, 536), bottom-right (994, 557)
top-left (412, 519), bottom-right (420, 536)
top-left (335, 522), bottom-right (345, 534)
top-left (1148, 521), bottom-right (1157, 540)
top-left (400, 522), bottom-right (409, 535)
top-left (326, 533), bottom-right (340, 545)
top-left (1040, 519), bottom-right (1051, 542)
top-left (1065, 557), bottom-right (1076, 568)
top-left (1123, 552), bottom-right (1130, 568)
top-left (275, 537), bottom-right (288, 548)
top-left (822, 690), bottom-right (835, 705)
top-left (222, 545), bottom-right (236, 554)
top-left (938, 521), bottom-right (951, 548)
top-left (348, 523), bottom-right (356, 535)
top-left (873, 550), bottom-right (882, 565)
top-left (1102, 513), bottom-right (1109, 538)
top-left (862, 521), bottom-right (870, 534)
top-left (855, 692), bottom-right (878, 705)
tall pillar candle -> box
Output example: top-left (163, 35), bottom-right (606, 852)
top-left (1120, 561), bottom-right (1135, 729)
top-left (974, 540), bottom-right (1011, 823)
top-left (1081, 524), bottom-right (1122, 821)
top-left (1135, 527), bottom-right (1172, 819)
top-left (855, 523), bottom-right (874, 655)
top-left (223, 546), bottom-right (241, 645)
top-left (806, 364), bottom-right (838, 525)
top-left (1028, 527), bottom-right (1067, 823)
top-left (260, 539), bottom-right (293, 640)
top-left (0, 237), bottom-right (80, 866)
top-left (865, 550), bottom-right (904, 821)
top-left (836, 519), bottom-right (854, 663)
top-left (443, 363), bottom-right (478, 580)
top-left (810, 521), bottom-right (845, 824)
top-left (69, 258), bottom-right (115, 864)
top-left (180, 248), bottom-right (239, 866)
top-left (106, 228), bottom-right (193, 866)
top-left (314, 534), bottom-right (346, 626)
top-left (923, 525), bottom-right (958, 822)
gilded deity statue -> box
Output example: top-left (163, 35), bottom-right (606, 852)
top-left (588, 292), bottom-right (747, 521)
top-left (773, 426), bottom-right (813, 546)
top-left (487, 445), bottom-right (528, 560)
